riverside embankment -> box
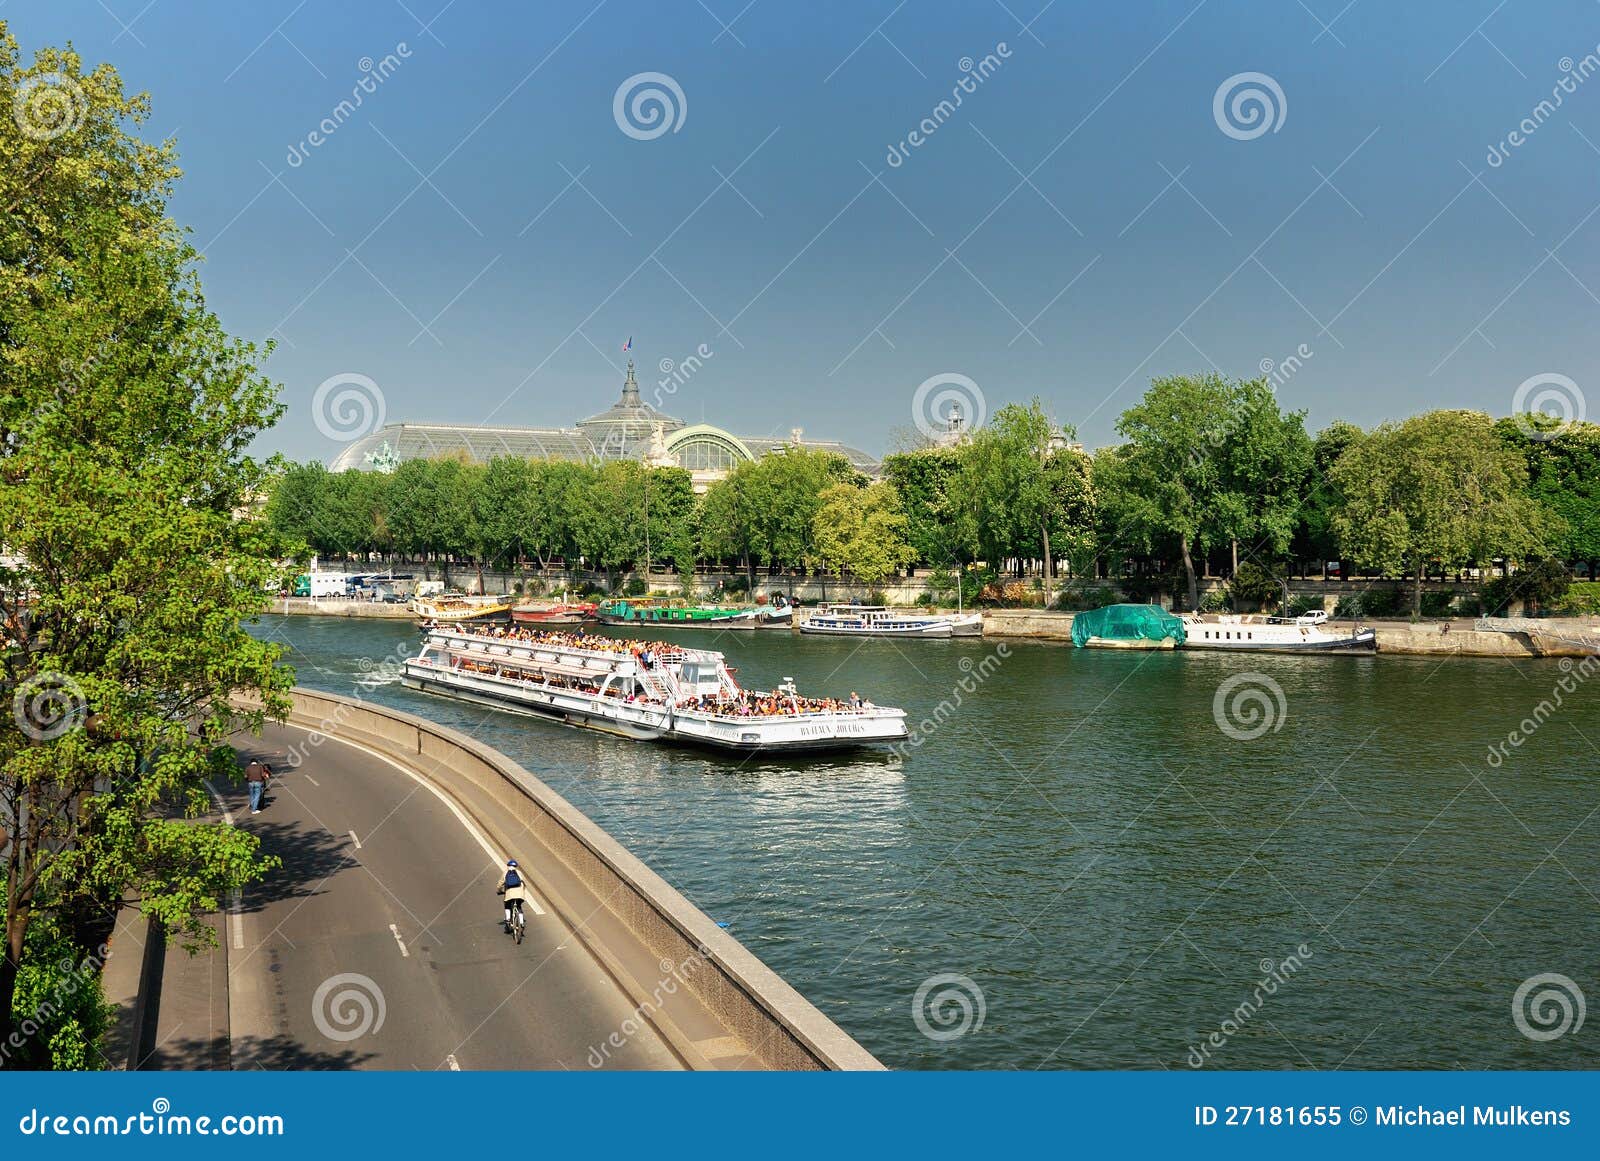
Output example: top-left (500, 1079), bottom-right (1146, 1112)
top-left (278, 597), bottom-right (1599, 658)
top-left (982, 609), bottom-right (1600, 657)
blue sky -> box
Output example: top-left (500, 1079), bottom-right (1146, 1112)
top-left (12, 0), bottom-right (1600, 460)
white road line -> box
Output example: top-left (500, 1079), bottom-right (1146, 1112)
top-left (445, 1054), bottom-right (461, 1071)
top-left (202, 779), bottom-right (234, 826)
top-left (294, 726), bottom-right (547, 916)
top-left (303, 774), bottom-right (320, 787)
top-left (348, 829), bottom-right (362, 849)
top-left (204, 780), bottom-right (247, 950)
top-left (389, 923), bottom-right (410, 957)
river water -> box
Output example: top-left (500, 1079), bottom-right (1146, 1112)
top-left (251, 614), bottom-right (1600, 1070)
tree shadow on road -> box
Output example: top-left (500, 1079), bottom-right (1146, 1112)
top-left (234, 820), bottom-right (356, 912)
top-left (143, 1032), bottom-right (377, 1071)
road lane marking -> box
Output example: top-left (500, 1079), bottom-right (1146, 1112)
top-left (297, 727), bottom-right (548, 917)
top-left (202, 779), bottom-right (234, 826)
top-left (389, 923), bottom-right (410, 957)
top-left (303, 774), bottom-right (320, 787)
top-left (445, 1054), bottom-right (461, 1071)
top-left (348, 829), bottom-right (362, 849)
top-left (203, 781), bottom-right (247, 949)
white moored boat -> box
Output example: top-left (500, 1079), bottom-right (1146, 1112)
top-left (1180, 610), bottom-right (1376, 654)
top-left (402, 626), bottom-right (908, 753)
top-left (799, 604), bottom-right (983, 639)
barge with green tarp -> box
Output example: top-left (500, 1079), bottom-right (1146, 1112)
top-left (1070, 604), bottom-right (1187, 649)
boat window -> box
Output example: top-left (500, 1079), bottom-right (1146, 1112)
top-left (1247, 632), bottom-right (1252, 640)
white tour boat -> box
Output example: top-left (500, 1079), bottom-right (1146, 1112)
top-left (402, 626), bottom-right (908, 753)
top-left (799, 604), bottom-right (983, 639)
top-left (1180, 610), bottom-right (1376, 654)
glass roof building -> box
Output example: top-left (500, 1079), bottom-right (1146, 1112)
top-left (329, 361), bottom-right (880, 489)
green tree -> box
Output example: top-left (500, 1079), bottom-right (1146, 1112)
top-left (263, 461), bottom-right (328, 559)
top-left (947, 399), bottom-right (1091, 605)
top-left (1330, 410), bottom-right (1558, 618)
top-left (1293, 421), bottom-right (1365, 575)
top-left (522, 460), bottom-right (587, 568)
top-left (881, 447), bottom-right (963, 566)
top-left (571, 461), bottom-right (645, 587)
top-left (385, 457), bottom-right (474, 578)
top-left (0, 30), bottom-right (288, 1060)
top-left (1211, 378), bottom-right (1313, 575)
top-left (1495, 417), bottom-right (1600, 574)
top-left (1112, 375), bottom-right (1237, 609)
top-left (810, 482), bottom-right (916, 587)
top-left (700, 448), bottom-right (850, 586)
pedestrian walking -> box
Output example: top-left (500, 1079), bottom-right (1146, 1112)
top-left (245, 759), bottom-right (270, 814)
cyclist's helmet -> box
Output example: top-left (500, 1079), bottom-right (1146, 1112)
top-left (507, 858), bottom-right (518, 867)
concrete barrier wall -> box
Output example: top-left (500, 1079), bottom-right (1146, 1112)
top-left (275, 688), bottom-right (882, 1071)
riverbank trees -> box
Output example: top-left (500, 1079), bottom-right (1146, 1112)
top-left (0, 32), bottom-right (288, 1065)
top-left (266, 380), bottom-right (1597, 611)
top-left (1331, 410), bottom-right (1557, 618)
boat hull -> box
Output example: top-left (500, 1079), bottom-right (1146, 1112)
top-left (799, 614), bottom-right (982, 639)
top-left (1180, 622), bottom-right (1376, 654)
top-left (1081, 636), bottom-right (1177, 650)
top-left (511, 606), bottom-right (594, 624)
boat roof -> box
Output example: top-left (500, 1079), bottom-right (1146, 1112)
top-left (427, 628), bottom-right (722, 664)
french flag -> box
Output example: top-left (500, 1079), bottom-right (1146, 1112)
top-left (622, 336), bottom-right (632, 351)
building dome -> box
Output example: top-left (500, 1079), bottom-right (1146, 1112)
top-left (574, 360), bottom-right (684, 456)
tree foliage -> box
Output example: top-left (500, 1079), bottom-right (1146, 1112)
top-left (810, 482), bottom-right (916, 586)
top-left (0, 29), bottom-right (288, 1063)
top-left (1331, 410), bottom-right (1558, 616)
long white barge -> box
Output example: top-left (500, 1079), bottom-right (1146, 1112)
top-left (1180, 611), bottom-right (1376, 653)
top-left (402, 626), bottom-right (909, 754)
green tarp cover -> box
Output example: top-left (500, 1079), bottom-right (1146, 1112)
top-left (1070, 603), bottom-right (1187, 648)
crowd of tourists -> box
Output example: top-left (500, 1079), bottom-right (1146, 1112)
top-left (435, 625), bottom-right (869, 717)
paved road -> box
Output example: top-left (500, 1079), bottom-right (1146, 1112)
top-left (221, 721), bottom-right (681, 1070)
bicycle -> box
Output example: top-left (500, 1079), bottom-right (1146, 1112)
top-left (497, 888), bottom-right (526, 945)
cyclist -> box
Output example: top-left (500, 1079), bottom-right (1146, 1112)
top-left (496, 858), bottom-right (533, 933)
